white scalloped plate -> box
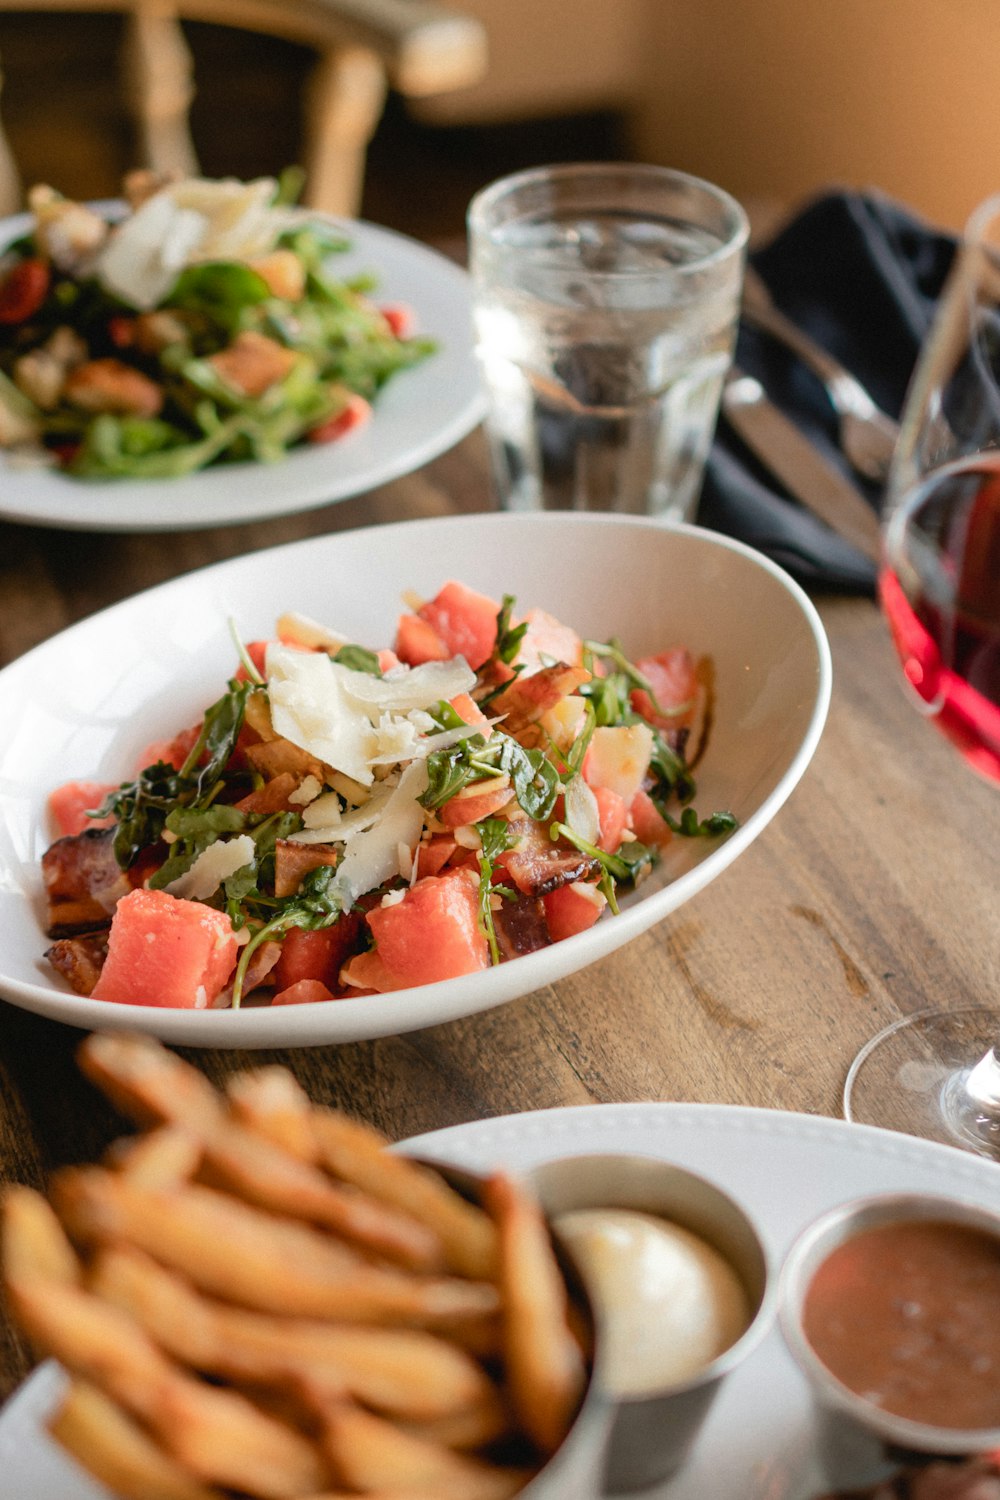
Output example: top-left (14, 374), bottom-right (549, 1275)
top-left (2, 1102), bottom-right (999, 1497)
top-left (0, 212), bottom-right (485, 531)
top-left (0, 513), bottom-right (831, 1047)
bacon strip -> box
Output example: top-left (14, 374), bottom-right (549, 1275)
top-left (42, 827), bottom-right (129, 937)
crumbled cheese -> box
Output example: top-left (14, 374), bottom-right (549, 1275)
top-left (370, 712), bottom-right (423, 765)
top-left (300, 790), bottom-right (344, 832)
top-left (164, 834), bottom-right (257, 901)
top-left (288, 774), bottom-right (323, 806)
top-left (453, 826), bottom-right (482, 850)
top-left (380, 888), bottom-right (407, 908)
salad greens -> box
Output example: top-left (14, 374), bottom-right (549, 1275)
top-left (0, 176), bottom-right (435, 479)
top-left (43, 580), bottom-right (738, 1010)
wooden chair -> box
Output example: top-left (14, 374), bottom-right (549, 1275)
top-left (0, 0), bottom-right (487, 218)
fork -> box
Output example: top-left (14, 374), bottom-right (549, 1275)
top-left (741, 263), bottom-right (900, 483)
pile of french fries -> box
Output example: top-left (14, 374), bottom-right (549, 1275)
top-left (1, 1033), bottom-right (588, 1500)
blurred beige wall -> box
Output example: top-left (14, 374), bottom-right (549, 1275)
top-left (418, 0), bottom-right (999, 234)
top-left (632, 0), bottom-right (1000, 232)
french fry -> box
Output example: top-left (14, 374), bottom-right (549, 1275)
top-left (394, 1400), bottom-right (513, 1453)
top-left (78, 1031), bottom-right (223, 1133)
top-left (9, 1269), bottom-right (330, 1498)
top-left (312, 1113), bottom-right (500, 1282)
top-left (146, 1371), bottom-right (329, 1498)
top-left (2, 1036), bottom-right (591, 1500)
top-left (4, 1272), bottom-right (169, 1401)
top-left (485, 1171), bottom-right (587, 1457)
top-left (49, 1378), bottom-right (226, 1500)
top-left (322, 1404), bottom-right (530, 1500)
top-left (90, 1243), bottom-right (502, 1422)
top-left (225, 1066), bottom-right (319, 1161)
top-left (199, 1120), bottom-right (445, 1273)
top-left (53, 1167), bottom-right (499, 1328)
top-left (105, 1126), bottom-right (203, 1188)
top-left (81, 1035), bottom-right (445, 1272)
top-left (2, 1184), bottom-right (81, 1287)
top-left (228, 1070), bottom-right (498, 1281)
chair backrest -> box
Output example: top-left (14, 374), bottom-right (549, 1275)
top-left (0, 0), bottom-right (487, 218)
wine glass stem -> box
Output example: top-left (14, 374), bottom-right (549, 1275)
top-left (941, 1043), bottom-right (1000, 1154)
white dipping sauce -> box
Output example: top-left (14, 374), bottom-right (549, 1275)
top-left (554, 1208), bottom-right (750, 1396)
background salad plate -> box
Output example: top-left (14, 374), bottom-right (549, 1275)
top-left (0, 214), bottom-right (485, 532)
top-left (0, 511), bottom-right (832, 1047)
top-left (3, 1102), bottom-right (999, 1498)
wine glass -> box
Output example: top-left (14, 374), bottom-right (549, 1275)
top-left (842, 193), bottom-right (1000, 1158)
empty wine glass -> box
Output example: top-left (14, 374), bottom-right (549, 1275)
top-left (843, 193), bottom-right (1000, 1158)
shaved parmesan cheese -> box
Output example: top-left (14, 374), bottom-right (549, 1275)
top-left (343, 658), bottom-right (476, 713)
top-left (267, 645), bottom-right (378, 785)
top-left (163, 835), bottom-right (256, 901)
top-left (265, 644), bottom-right (476, 789)
top-left (332, 760), bottom-right (429, 904)
top-left (94, 176), bottom-right (291, 310)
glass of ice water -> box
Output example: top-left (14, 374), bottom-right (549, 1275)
top-left (467, 163), bottom-right (748, 521)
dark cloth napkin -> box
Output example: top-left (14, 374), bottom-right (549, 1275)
top-left (697, 189), bottom-right (957, 593)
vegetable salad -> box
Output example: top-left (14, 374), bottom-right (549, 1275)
top-left (42, 580), bottom-right (737, 1009)
top-left (0, 173), bottom-right (434, 479)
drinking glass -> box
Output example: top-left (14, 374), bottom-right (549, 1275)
top-left (842, 193), bottom-right (1000, 1158)
top-left (466, 163), bottom-right (748, 522)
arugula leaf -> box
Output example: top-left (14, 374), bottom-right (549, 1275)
top-left (146, 804), bottom-right (249, 891)
top-left (497, 738), bottom-right (560, 820)
top-left (164, 262), bottom-right (272, 334)
top-left (179, 680), bottom-right (253, 799)
top-left (419, 737), bottom-right (493, 811)
top-left (230, 863), bottom-right (346, 1007)
top-left (475, 816), bottom-right (516, 966)
top-left (494, 594), bottom-right (528, 666)
top-left (646, 728), bottom-right (697, 807)
top-left (548, 823), bottom-right (657, 915)
top-left (584, 636), bottom-right (694, 720)
top-left (96, 679), bottom-right (252, 869)
top-left (578, 670), bottom-right (631, 727)
top-left (662, 807), bottom-right (739, 839)
top-left (419, 730), bottom-right (559, 821)
top-left (332, 643), bottom-right (382, 675)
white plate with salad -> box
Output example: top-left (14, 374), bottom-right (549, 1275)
top-left (0, 181), bottom-right (485, 532)
top-left (0, 511), bottom-right (831, 1047)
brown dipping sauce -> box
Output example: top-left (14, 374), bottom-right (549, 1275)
top-left (802, 1219), bottom-right (1000, 1431)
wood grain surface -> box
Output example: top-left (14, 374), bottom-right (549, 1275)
top-left (2, 428), bottom-right (998, 1398)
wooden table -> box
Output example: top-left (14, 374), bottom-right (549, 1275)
top-left (1, 427), bottom-right (998, 1400)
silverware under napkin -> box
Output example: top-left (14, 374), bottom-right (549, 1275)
top-left (741, 264), bottom-right (900, 484)
top-left (721, 367), bottom-right (883, 565)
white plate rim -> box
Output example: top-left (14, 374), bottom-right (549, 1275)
top-left (0, 210), bottom-right (486, 531)
top-left (0, 512), bottom-right (832, 1048)
top-left (2, 1100), bottom-right (998, 1499)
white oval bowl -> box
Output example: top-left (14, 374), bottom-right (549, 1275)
top-left (0, 512), bottom-right (832, 1047)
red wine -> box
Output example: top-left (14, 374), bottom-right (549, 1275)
top-left (880, 457), bottom-right (1000, 783)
